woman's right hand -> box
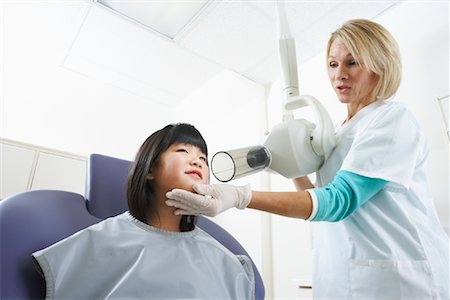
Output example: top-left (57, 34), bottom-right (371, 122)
top-left (165, 183), bottom-right (252, 217)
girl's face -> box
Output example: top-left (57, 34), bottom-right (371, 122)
top-left (149, 143), bottom-right (209, 193)
top-left (327, 38), bottom-right (378, 108)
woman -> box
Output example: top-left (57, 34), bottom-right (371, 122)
top-left (166, 20), bottom-right (449, 299)
top-left (33, 123), bottom-right (255, 299)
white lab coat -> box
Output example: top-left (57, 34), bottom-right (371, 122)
top-left (312, 100), bottom-right (449, 299)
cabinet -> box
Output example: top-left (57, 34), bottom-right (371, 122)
top-left (269, 173), bottom-right (314, 299)
top-left (0, 138), bottom-right (86, 200)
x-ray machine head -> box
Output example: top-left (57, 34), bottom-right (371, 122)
top-left (211, 1), bottom-right (336, 182)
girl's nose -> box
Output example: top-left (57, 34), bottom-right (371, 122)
top-left (190, 157), bottom-right (203, 168)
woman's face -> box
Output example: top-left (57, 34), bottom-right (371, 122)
top-left (327, 38), bottom-right (378, 107)
top-left (150, 143), bottom-right (209, 194)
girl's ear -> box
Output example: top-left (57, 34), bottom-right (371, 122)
top-left (146, 172), bottom-right (154, 180)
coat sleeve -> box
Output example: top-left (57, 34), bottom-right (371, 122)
top-left (340, 103), bottom-right (426, 190)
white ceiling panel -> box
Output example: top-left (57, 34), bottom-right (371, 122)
top-left (248, 0), bottom-right (339, 35)
top-left (179, 0), bottom-right (277, 74)
top-left (293, 0), bottom-right (401, 52)
top-left (176, 0), bottom-right (400, 85)
top-left (62, 4), bottom-right (221, 105)
top-left (95, 0), bottom-right (211, 39)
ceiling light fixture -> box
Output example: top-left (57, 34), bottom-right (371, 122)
top-left (94, 0), bottom-right (212, 40)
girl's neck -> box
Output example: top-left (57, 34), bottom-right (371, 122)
top-left (146, 192), bottom-right (182, 232)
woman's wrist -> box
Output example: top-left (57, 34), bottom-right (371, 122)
top-left (293, 176), bottom-right (314, 191)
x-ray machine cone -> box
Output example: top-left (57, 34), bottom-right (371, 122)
top-left (211, 95), bottom-right (336, 182)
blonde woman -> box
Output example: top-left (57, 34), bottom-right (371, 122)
top-left (167, 20), bottom-right (449, 299)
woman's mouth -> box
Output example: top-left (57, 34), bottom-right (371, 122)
top-left (337, 85), bottom-right (351, 93)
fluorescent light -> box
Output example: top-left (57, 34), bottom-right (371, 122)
top-left (95, 0), bottom-right (210, 39)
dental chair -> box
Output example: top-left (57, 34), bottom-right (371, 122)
top-left (0, 153), bottom-right (265, 299)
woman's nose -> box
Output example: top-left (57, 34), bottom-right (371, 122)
top-left (336, 65), bottom-right (348, 80)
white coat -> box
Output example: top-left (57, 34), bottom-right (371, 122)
top-left (313, 100), bottom-right (449, 299)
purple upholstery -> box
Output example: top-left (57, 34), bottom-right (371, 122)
top-left (86, 153), bottom-right (130, 219)
top-left (0, 153), bottom-right (265, 299)
top-left (197, 217), bottom-right (266, 300)
top-left (0, 190), bottom-right (100, 299)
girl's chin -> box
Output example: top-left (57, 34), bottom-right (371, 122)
top-left (172, 184), bottom-right (195, 193)
top-left (171, 179), bottom-right (207, 193)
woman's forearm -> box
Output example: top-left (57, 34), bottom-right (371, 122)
top-left (247, 190), bottom-right (313, 219)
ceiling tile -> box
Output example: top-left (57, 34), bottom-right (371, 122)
top-left (179, 0), bottom-right (277, 73)
top-left (62, 4), bottom-right (221, 105)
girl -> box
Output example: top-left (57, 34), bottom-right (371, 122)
top-left (33, 123), bottom-right (255, 299)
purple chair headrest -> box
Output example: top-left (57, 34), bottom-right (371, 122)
top-left (85, 154), bottom-right (131, 219)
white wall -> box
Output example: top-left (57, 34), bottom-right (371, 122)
top-left (268, 1), bottom-right (449, 299)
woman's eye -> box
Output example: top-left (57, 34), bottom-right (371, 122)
top-left (329, 62), bottom-right (338, 68)
top-left (349, 60), bottom-right (358, 66)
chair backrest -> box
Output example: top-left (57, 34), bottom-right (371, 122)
top-left (0, 153), bottom-right (265, 299)
top-left (0, 190), bottom-right (100, 299)
top-left (85, 153), bottom-right (130, 219)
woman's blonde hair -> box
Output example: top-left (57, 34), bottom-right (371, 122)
top-left (327, 19), bottom-right (402, 100)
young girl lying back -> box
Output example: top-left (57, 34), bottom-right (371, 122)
top-left (33, 123), bottom-right (254, 299)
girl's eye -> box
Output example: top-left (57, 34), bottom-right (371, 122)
top-left (200, 156), bottom-right (207, 162)
top-left (176, 148), bottom-right (188, 153)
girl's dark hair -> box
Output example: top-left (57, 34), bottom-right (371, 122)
top-left (127, 123), bottom-right (208, 231)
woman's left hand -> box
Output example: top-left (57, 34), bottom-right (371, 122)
top-left (166, 183), bottom-right (251, 217)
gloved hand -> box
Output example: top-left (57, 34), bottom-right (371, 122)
top-left (165, 183), bottom-right (252, 217)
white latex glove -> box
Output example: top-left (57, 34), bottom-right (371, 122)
top-left (165, 183), bottom-right (252, 217)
